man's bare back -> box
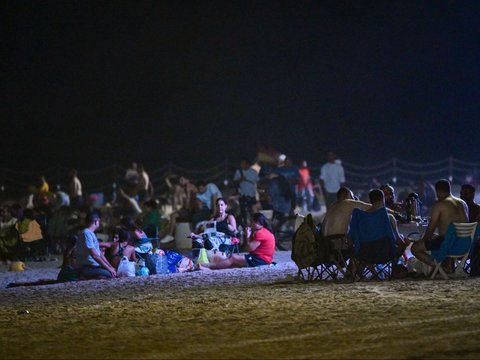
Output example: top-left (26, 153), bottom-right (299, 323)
top-left (411, 179), bottom-right (469, 269)
top-left (322, 199), bottom-right (371, 236)
top-left (423, 195), bottom-right (468, 240)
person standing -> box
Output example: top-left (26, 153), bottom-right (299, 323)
top-left (75, 212), bottom-right (116, 279)
top-left (320, 151), bottom-right (346, 209)
top-left (233, 159), bottom-right (259, 226)
top-left (297, 160), bottom-right (314, 212)
top-left (136, 164), bottom-right (151, 202)
top-left (68, 168), bottom-right (83, 209)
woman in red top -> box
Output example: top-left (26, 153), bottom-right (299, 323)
top-left (200, 212), bottom-right (275, 270)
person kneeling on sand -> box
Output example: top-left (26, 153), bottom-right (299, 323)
top-left (200, 212), bottom-right (275, 270)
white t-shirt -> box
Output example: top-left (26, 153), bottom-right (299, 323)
top-left (320, 163), bottom-right (345, 193)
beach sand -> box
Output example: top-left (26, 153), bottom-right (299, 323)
top-left (1, 251), bottom-right (480, 359)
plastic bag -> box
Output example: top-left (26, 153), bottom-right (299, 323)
top-left (117, 256), bottom-right (136, 277)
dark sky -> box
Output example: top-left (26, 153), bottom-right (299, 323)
top-left (3, 0), bottom-right (480, 170)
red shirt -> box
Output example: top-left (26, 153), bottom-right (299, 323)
top-left (298, 167), bottom-right (312, 190)
top-left (250, 227), bottom-right (275, 264)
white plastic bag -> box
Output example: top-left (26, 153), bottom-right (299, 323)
top-left (117, 256), bottom-right (136, 277)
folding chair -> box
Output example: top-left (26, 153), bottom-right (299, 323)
top-left (292, 215), bottom-right (348, 282)
top-left (348, 208), bottom-right (397, 281)
top-left (322, 234), bottom-right (353, 281)
top-left (430, 222), bottom-right (477, 280)
top-left (291, 214), bottom-right (319, 281)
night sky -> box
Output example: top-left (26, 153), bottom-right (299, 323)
top-left (3, 0), bottom-right (480, 171)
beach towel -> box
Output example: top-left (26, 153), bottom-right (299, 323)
top-left (430, 223), bottom-right (473, 263)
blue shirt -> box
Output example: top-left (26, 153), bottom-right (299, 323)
top-left (196, 183), bottom-right (222, 210)
top-left (75, 228), bottom-right (101, 267)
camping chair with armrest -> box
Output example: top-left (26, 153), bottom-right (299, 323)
top-left (292, 215), bottom-right (347, 282)
top-left (430, 222), bottom-right (478, 280)
top-left (322, 234), bottom-right (354, 281)
top-left (348, 208), bottom-right (397, 281)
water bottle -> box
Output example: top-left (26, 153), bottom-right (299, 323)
top-left (136, 259), bottom-right (150, 276)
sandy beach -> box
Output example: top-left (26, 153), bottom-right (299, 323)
top-left (1, 251), bottom-right (480, 359)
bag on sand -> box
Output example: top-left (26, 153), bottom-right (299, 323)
top-left (166, 250), bottom-right (194, 273)
top-left (146, 253), bottom-right (169, 275)
top-left (117, 256), bottom-right (136, 277)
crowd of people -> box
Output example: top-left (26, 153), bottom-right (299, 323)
top-left (1, 151), bottom-right (479, 283)
top-left (320, 179), bottom-right (480, 278)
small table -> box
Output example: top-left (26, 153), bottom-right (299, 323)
top-left (398, 221), bottom-right (428, 241)
top-left (398, 221), bottom-right (428, 261)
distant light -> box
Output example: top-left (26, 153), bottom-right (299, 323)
top-left (223, 179), bottom-right (229, 186)
top-left (112, 182), bottom-right (117, 189)
top-left (392, 177), bottom-right (397, 184)
top-left (448, 175), bottom-right (453, 182)
top-left (0, 185), bottom-right (4, 192)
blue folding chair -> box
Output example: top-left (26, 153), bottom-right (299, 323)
top-left (348, 208), bottom-right (397, 281)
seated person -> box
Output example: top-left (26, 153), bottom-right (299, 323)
top-left (200, 212), bottom-right (275, 270)
top-left (75, 212), bottom-right (116, 279)
top-left (15, 208), bottom-right (44, 261)
top-left (0, 206), bottom-right (19, 263)
top-left (367, 189), bottom-right (408, 257)
top-left (190, 197), bottom-right (238, 250)
top-left (322, 187), bottom-right (371, 238)
top-left (379, 184), bottom-right (405, 219)
top-left (191, 180), bottom-right (222, 228)
top-left (411, 179), bottom-right (468, 269)
top-left (120, 216), bottom-right (148, 245)
top-left (102, 228), bottom-right (136, 270)
top-left (142, 199), bottom-right (161, 238)
top-left (57, 233), bottom-right (79, 282)
top-left (460, 183), bottom-right (480, 223)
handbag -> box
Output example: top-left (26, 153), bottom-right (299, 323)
top-left (117, 256), bottom-right (136, 277)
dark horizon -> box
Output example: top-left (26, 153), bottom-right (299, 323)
top-left (3, 1), bottom-right (480, 171)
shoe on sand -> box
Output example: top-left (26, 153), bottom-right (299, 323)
top-left (160, 234), bottom-right (174, 244)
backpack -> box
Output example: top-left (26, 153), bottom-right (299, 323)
top-left (291, 214), bottom-right (319, 269)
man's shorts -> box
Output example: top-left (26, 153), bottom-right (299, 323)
top-left (245, 254), bottom-right (269, 267)
top-left (425, 236), bottom-right (444, 251)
